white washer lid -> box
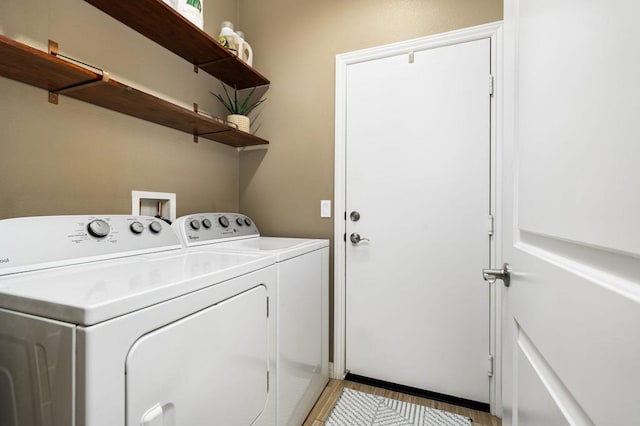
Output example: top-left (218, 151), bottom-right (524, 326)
top-left (204, 237), bottom-right (329, 262)
top-left (0, 250), bottom-right (275, 325)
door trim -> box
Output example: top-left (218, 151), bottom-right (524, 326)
top-left (333, 21), bottom-right (504, 415)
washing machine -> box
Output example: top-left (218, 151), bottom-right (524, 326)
top-left (0, 215), bottom-right (277, 426)
top-left (173, 213), bottom-right (329, 426)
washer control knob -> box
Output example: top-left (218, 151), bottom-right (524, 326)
top-left (190, 219), bottom-right (201, 230)
top-left (202, 218), bottom-right (212, 229)
top-left (236, 218), bottom-right (244, 226)
top-left (149, 221), bottom-right (162, 234)
top-left (218, 216), bottom-right (230, 228)
top-left (87, 219), bottom-right (110, 238)
top-left (244, 218), bottom-right (252, 226)
top-left (130, 221), bottom-right (144, 234)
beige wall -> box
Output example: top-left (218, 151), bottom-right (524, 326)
top-left (0, 0), bottom-right (240, 219)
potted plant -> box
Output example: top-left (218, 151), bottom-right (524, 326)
top-left (212, 84), bottom-right (266, 133)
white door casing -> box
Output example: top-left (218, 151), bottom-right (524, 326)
top-left (334, 22), bottom-right (503, 411)
top-left (502, 0), bottom-right (640, 425)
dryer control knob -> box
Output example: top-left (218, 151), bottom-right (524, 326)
top-left (236, 218), bottom-right (244, 226)
top-left (130, 221), bottom-right (144, 234)
top-left (244, 218), bottom-right (252, 226)
top-left (87, 219), bottom-right (110, 238)
top-left (190, 219), bottom-right (201, 230)
top-left (218, 216), bottom-right (230, 228)
top-left (202, 218), bottom-right (212, 228)
top-left (149, 221), bottom-right (162, 233)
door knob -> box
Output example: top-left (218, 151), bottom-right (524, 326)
top-left (350, 211), bottom-right (361, 222)
top-left (350, 233), bottom-right (370, 244)
top-left (482, 263), bottom-right (511, 287)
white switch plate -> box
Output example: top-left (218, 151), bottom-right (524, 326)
top-left (320, 200), bottom-right (331, 218)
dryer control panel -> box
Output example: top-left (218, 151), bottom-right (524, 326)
top-left (173, 213), bottom-right (260, 246)
top-left (0, 215), bottom-right (181, 275)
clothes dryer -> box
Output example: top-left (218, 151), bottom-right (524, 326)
top-left (173, 213), bottom-right (329, 426)
top-left (0, 215), bottom-right (277, 426)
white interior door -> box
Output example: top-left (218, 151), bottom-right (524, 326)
top-left (502, 0), bottom-right (640, 424)
top-left (344, 37), bottom-right (493, 404)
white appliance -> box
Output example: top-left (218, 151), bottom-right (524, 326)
top-left (173, 213), bottom-right (329, 426)
top-left (0, 215), bottom-right (277, 426)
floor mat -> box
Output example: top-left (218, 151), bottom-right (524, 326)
top-left (326, 388), bottom-right (472, 426)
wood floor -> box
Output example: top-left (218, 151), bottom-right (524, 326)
top-left (303, 379), bottom-right (502, 426)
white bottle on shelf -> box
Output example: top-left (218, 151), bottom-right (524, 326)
top-left (235, 31), bottom-right (253, 67)
top-left (218, 21), bottom-right (239, 54)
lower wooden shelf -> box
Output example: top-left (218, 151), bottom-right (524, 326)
top-left (0, 35), bottom-right (268, 148)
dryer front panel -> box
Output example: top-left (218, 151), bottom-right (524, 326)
top-left (125, 285), bottom-right (269, 426)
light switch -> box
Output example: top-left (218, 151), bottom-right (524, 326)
top-left (320, 200), bottom-right (332, 218)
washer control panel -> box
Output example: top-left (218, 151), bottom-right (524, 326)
top-left (174, 213), bottom-right (259, 246)
top-left (0, 215), bottom-right (181, 275)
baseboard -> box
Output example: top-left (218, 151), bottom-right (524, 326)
top-left (345, 373), bottom-right (490, 413)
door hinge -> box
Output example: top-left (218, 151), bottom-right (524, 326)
top-left (266, 297), bottom-right (269, 318)
top-left (488, 214), bottom-right (494, 237)
top-left (487, 354), bottom-right (494, 377)
top-left (489, 75), bottom-right (495, 96)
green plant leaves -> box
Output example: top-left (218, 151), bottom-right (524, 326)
top-left (212, 83), bottom-right (266, 116)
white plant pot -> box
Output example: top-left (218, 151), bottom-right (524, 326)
top-left (227, 114), bottom-right (250, 133)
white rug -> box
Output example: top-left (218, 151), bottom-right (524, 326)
top-left (326, 388), bottom-right (472, 426)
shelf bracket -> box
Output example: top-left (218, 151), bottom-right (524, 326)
top-left (49, 71), bottom-right (110, 104)
top-left (195, 56), bottom-right (235, 71)
top-left (48, 40), bottom-right (60, 104)
top-left (47, 39), bottom-right (108, 104)
top-left (193, 103), bottom-right (199, 143)
top-left (48, 40), bottom-right (59, 56)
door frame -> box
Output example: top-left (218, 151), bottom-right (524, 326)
top-left (333, 21), bottom-right (504, 414)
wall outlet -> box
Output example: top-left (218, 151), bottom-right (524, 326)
top-left (321, 200), bottom-right (332, 218)
top-left (132, 191), bottom-right (177, 223)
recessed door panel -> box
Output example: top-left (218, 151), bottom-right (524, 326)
top-left (126, 285), bottom-right (268, 426)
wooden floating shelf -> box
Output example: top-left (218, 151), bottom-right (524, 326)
top-left (84, 0), bottom-right (270, 89)
top-left (0, 35), bottom-right (268, 148)
top-left (0, 36), bottom-right (102, 92)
